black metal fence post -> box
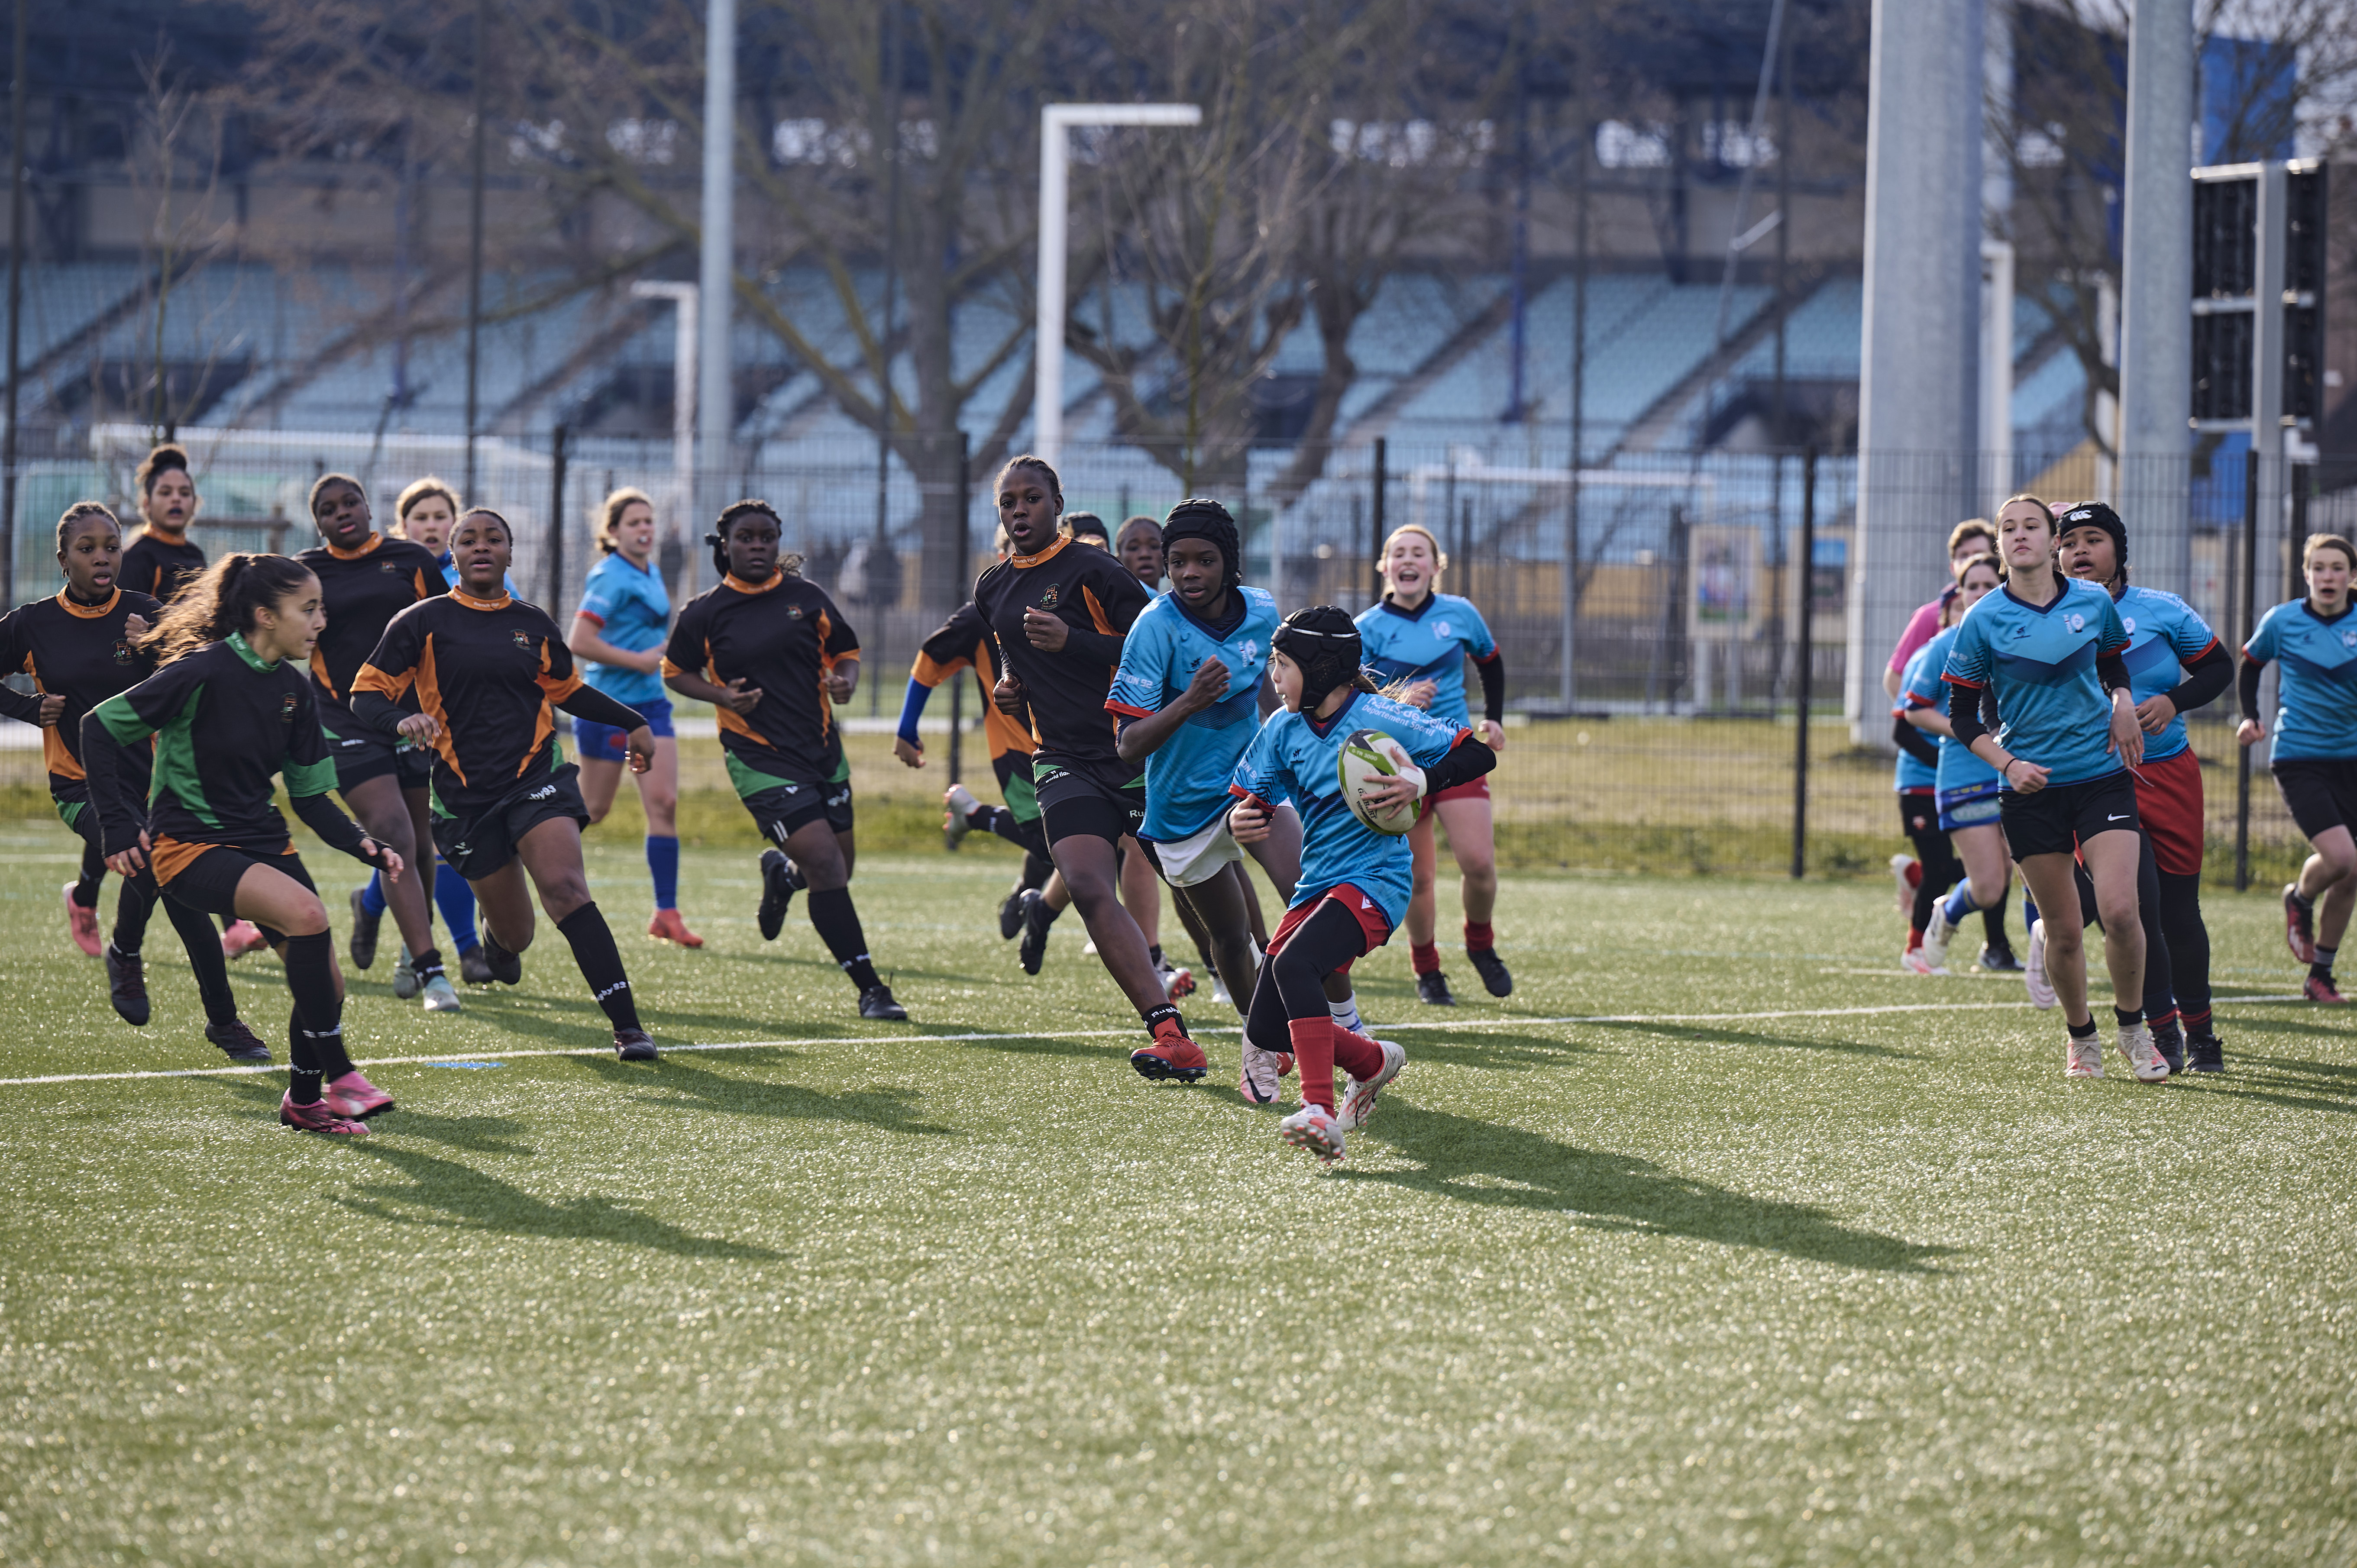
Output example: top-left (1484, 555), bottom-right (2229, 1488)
top-left (1370, 437), bottom-right (1386, 603)
top-left (1791, 446), bottom-right (1816, 879)
top-left (545, 423), bottom-right (568, 609)
top-left (948, 430), bottom-right (970, 786)
top-left (2237, 454), bottom-right (2258, 890)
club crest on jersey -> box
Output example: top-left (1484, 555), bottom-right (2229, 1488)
top-left (2122, 616), bottom-right (2137, 634)
top-left (511, 629), bottom-right (532, 652)
top-left (2344, 629), bottom-right (2357, 648)
top-left (1434, 619), bottom-right (1453, 638)
top-left (279, 693), bottom-right (299, 723)
top-left (112, 640), bottom-right (133, 665)
top-left (379, 561), bottom-right (405, 575)
top-left (1238, 637), bottom-right (1260, 665)
top-left (1038, 586), bottom-right (1060, 610)
top-left (2066, 612), bottom-right (2084, 632)
top-left (785, 603), bottom-right (804, 620)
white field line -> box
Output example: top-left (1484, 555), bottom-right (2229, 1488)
top-left (0, 994), bottom-right (2315, 1090)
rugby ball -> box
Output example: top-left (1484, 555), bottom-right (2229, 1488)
top-left (1339, 729), bottom-right (1425, 836)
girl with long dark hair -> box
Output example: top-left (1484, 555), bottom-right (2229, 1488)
top-left (81, 553), bottom-right (407, 1132)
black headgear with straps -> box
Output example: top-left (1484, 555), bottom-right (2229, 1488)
top-left (2055, 500), bottom-right (2127, 571)
top-left (1162, 498), bottom-right (1243, 589)
top-left (1272, 604), bottom-right (1363, 713)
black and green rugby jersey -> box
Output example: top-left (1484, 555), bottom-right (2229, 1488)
top-left (295, 531), bottom-right (444, 736)
top-left (0, 587), bottom-right (163, 797)
top-left (662, 571), bottom-right (859, 800)
top-left (120, 530), bottom-right (207, 603)
top-left (970, 534), bottom-right (1150, 769)
top-left (87, 632), bottom-right (339, 855)
top-left (352, 588), bottom-right (587, 818)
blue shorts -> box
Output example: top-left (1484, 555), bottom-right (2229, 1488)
top-left (1937, 779), bottom-right (2004, 833)
top-left (574, 697), bottom-right (674, 763)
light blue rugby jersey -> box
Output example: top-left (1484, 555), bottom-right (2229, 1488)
top-left (1941, 577), bottom-right (2130, 787)
top-left (1106, 586), bottom-right (1280, 841)
top-left (1892, 644), bottom-right (1938, 792)
top-left (1904, 626), bottom-right (1999, 794)
top-left (2245, 597), bottom-right (2357, 761)
top-left (2112, 584), bottom-right (2220, 764)
top-left (575, 552), bottom-right (673, 707)
top-left (1354, 592), bottom-right (1497, 726)
top-left (1228, 690), bottom-right (1469, 929)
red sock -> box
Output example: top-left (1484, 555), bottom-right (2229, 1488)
top-left (1905, 861), bottom-right (1923, 889)
top-left (1288, 1017), bottom-right (1337, 1111)
top-left (1907, 927), bottom-right (1924, 949)
top-left (1411, 942), bottom-right (1441, 975)
top-left (1332, 1027), bottom-right (1384, 1082)
top-left (1465, 921), bottom-right (1495, 952)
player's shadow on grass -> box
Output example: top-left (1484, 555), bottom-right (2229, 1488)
top-left (333, 1141), bottom-right (781, 1260)
top-left (1584, 1019), bottom-right (1914, 1059)
top-left (2178, 1052), bottom-right (2357, 1116)
top-left (454, 990), bottom-right (824, 1046)
top-left (1386, 1029), bottom-right (1603, 1073)
top-left (577, 1053), bottom-right (956, 1136)
top-left (1346, 1101), bottom-right (1953, 1274)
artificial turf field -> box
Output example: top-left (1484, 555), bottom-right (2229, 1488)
top-left (0, 822), bottom-right (2351, 1567)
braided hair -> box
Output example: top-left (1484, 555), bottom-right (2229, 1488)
top-left (140, 553), bottom-right (318, 666)
top-left (56, 501), bottom-right (122, 556)
top-left (706, 499), bottom-right (804, 579)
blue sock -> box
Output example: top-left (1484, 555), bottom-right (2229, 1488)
top-left (433, 859), bottom-right (479, 952)
top-left (2023, 890), bottom-right (2040, 929)
top-left (1941, 882), bottom-right (1979, 926)
top-left (360, 871), bottom-right (388, 917)
top-left (647, 835), bottom-right (680, 912)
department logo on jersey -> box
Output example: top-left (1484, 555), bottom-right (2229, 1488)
top-left (2122, 616), bottom-right (2137, 634)
top-left (278, 693), bottom-right (299, 723)
top-left (2066, 612), bottom-right (2085, 632)
top-left (1238, 637), bottom-right (1260, 666)
top-left (511, 629), bottom-right (532, 652)
top-left (1434, 619), bottom-right (1453, 638)
top-left (2344, 629), bottom-right (2357, 649)
top-left (1038, 585), bottom-right (1060, 610)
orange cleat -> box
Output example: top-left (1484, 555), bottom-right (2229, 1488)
top-left (220, 920), bottom-right (269, 959)
top-left (62, 883), bottom-right (100, 957)
top-left (647, 908), bottom-right (705, 948)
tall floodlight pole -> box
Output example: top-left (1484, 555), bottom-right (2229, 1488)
top-left (1850, 0), bottom-right (1984, 742)
top-left (696, 0), bottom-right (737, 598)
top-left (3, 0), bottom-right (28, 609)
top-left (1034, 103), bottom-right (1201, 469)
top-left (630, 281), bottom-right (698, 552)
top-left (462, 0), bottom-right (489, 503)
top-left (2117, 0), bottom-right (2195, 594)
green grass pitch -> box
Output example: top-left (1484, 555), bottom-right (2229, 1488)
top-left (0, 818), bottom-right (2351, 1565)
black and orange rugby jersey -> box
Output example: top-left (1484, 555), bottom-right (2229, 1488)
top-left (352, 590), bottom-right (585, 815)
top-left (663, 571), bottom-right (860, 796)
top-left (87, 632), bottom-right (339, 856)
top-left (911, 599), bottom-right (1034, 763)
top-left (119, 531), bottom-right (207, 603)
top-left (970, 535), bottom-right (1150, 768)
top-left (0, 587), bottom-right (162, 795)
top-left (296, 532), bottom-right (445, 735)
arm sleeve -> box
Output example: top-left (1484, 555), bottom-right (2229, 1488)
top-left (2169, 641), bottom-right (2232, 713)
top-left (911, 605), bottom-right (982, 687)
top-left (1949, 692), bottom-right (1991, 753)
top-left (660, 602), bottom-right (708, 681)
top-left (1473, 651), bottom-right (1506, 724)
top-left (1226, 724), bottom-right (1291, 810)
top-left (553, 682), bottom-right (650, 732)
top-left (1422, 735), bottom-right (1498, 797)
top-left (816, 591), bottom-right (861, 666)
top-left (349, 688), bottom-right (408, 738)
top-left (1105, 612), bottom-right (1170, 718)
top-left (289, 790), bottom-right (369, 855)
top-left (896, 678), bottom-right (933, 747)
top-left (79, 710), bottom-right (145, 855)
top-left (534, 617), bottom-right (585, 703)
top-left (0, 612), bottom-right (40, 726)
top-left (2097, 649), bottom-right (2131, 696)
top-left (2239, 654), bottom-right (2266, 723)
top-left (1893, 716), bottom-right (1942, 765)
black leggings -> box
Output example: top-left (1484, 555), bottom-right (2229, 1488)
top-left (1906, 820), bottom-right (1962, 936)
top-left (1244, 901), bottom-right (1365, 1053)
top-left (70, 812), bottom-right (239, 1025)
top-left (2156, 870), bottom-right (2212, 1028)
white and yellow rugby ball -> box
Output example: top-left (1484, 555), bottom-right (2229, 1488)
top-left (1338, 729), bottom-right (1426, 836)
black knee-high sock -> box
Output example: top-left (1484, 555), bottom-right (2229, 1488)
top-left (807, 886), bottom-right (882, 991)
top-left (1020, 851), bottom-right (1053, 893)
top-left (281, 931), bottom-right (347, 1101)
top-left (158, 891), bottom-right (239, 1025)
top-left (554, 902), bottom-right (642, 1032)
top-left (74, 837), bottom-right (106, 907)
top-left (1982, 887), bottom-right (2011, 949)
top-left (109, 868), bottom-right (158, 956)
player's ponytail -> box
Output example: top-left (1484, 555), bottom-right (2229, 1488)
top-left (141, 552), bottom-right (316, 665)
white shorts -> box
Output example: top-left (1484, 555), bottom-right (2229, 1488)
top-left (1143, 814), bottom-right (1245, 888)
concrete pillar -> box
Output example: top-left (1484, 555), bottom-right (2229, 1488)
top-left (1849, 0), bottom-right (1984, 740)
top-left (2117, 0), bottom-right (2195, 595)
top-left (696, 0), bottom-right (737, 601)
